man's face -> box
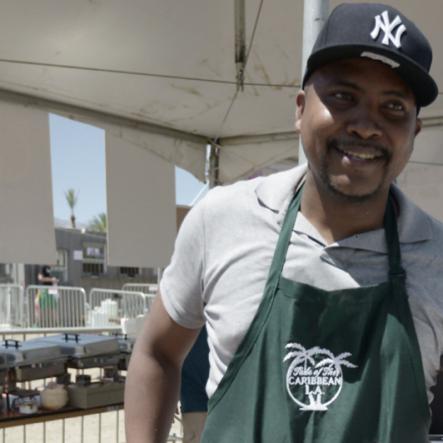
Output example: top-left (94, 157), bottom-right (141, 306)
top-left (295, 58), bottom-right (421, 202)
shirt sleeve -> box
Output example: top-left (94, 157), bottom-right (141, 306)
top-left (160, 197), bottom-right (206, 329)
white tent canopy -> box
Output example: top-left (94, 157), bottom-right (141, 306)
top-left (0, 1), bottom-right (441, 180)
top-left (0, 0), bottom-right (442, 264)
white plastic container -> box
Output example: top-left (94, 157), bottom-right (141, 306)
top-left (101, 299), bottom-right (118, 318)
top-left (41, 383), bottom-right (68, 410)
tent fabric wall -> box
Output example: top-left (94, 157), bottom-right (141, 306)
top-left (102, 123), bottom-right (207, 183)
top-left (0, 102), bottom-right (56, 264)
top-left (398, 161), bottom-right (443, 222)
top-left (106, 131), bottom-right (176, 268)
top-left (397, 126), bottom-right (443, 222)
top-left (219, 136), bottom-right (298, 183)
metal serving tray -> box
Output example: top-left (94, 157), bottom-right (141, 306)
top-left (67, 381), bottom-right (124, 409)
top-left (14, 361), bottom-right (67, 382)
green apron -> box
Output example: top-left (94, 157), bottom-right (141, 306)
top-left (201, 187), bottom-right (430, 443)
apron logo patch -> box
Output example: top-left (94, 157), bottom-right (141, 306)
top-left (284, 343), bottom-right (357, 411)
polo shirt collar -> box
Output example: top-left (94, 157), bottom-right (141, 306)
top-left (255, 164), bottom-right (432, 252)
top-left (255, 164), bottom-right (307, 220)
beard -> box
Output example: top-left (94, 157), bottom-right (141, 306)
top-left (316, 138), bottom-right (392, 203)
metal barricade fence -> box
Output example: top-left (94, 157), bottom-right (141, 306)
top-left (121, 283), bottom-right (157, 312)
top-left (88, 289), bottom-right (146, 327)
top-left (121, 283), bottom-right (158, 295)
top-left (0, 284), bottom-right (25, 328)
top-left (25, 286), bottom-right (87, 328)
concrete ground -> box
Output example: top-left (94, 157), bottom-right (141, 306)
top-left (2, 412), bottom-right (183, 443)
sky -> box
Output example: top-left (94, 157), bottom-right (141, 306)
top-left (49, 114), bottom-right (205, 225)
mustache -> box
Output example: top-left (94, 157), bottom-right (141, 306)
top-left (327, 138), bottom-right (390, 159)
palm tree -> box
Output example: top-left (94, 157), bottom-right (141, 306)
top-left (316, 351), bottom-right (357, 370)
top-left (88, 213), bottom-right (107, 233)
top-left (284, 343), bottom-right (316, 370)
top-left (65, 189), bottom-right (78, 229)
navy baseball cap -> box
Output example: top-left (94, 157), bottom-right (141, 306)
top-left (302, 3), bottom-right (438, 107)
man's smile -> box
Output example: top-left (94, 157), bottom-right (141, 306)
top-left (328, 139), bottom-right (389, 164)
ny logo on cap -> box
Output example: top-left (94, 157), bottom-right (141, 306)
top-left (370, 10), bottom-right (406, 49)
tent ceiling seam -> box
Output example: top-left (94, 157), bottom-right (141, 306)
top-left (219, 131), bottom-right (298, 145)
top-left (0, 57), bottom-right (298, 88)
top-left (0, 83), bottom-right (441, 145)
top-left (244, 0), bottom-right (265, 69)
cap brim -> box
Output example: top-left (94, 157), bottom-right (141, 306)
top-left (304, 44), bottom-right (439, 107)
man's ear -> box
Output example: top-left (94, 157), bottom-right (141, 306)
top-left (415, 117), bottom-right (422, 137)
top-left (295, 90), bottom-right (305, 133)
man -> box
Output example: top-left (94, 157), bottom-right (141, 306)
top-left (35, 265), bottom-right (59, 326)
top-left (125, 3), bottom-right (442, 442)
top-left (37, 265), bottom-right (58, 286)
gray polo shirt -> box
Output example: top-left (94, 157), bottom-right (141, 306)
top-left (161, 165), bottom-right (443, 401)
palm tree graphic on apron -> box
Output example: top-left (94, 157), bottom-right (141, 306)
top-left (284, 343), bottom-right (357, 411)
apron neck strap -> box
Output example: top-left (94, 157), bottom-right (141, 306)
top-left (266, 188), bottom-right (302, 286)
top-left (384, 192), bottom-right (405, 278)
top-left (268, 186), bottom-right (404, 285)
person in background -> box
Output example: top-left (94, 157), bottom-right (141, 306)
top-left (35, 265), bottom-right (59, 326)
top-left (179, 327), bottom-right (209, 443)
top-left (38, 265), bottom-right (58, 286)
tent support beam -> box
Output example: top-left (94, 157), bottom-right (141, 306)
top-left (220, 131), bottom-right (298, 146)
top-left (235, 0), bottom-right (246, 91)
top-left (0, 86), bottom-right (208, 145)
top-left (422, 115), bottom-right (443, 128)
top-left (298, 0), bottom-right (329, 164)
top-left (208, 142), bottom-right (220, 187)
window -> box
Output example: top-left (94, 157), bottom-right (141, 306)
top-left (82, 263), bottom-right (104, 276)
top-left (83, 244), bottom-right (105, 260)
top-left (82, 242), bottom-right (106, 276)
top-left (52, 249), bottom-right (68, 282)
top-left (55, 249), bottom-right (67, 267)
top-left (120, 267), bottom-right (139, 277)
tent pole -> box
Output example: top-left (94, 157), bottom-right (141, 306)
top-left (207, 142), bottom-right (220, 188)
top-left (235, 0), bottom-right (246, 91)
top-left (298, 0), bottom-right (329, 165)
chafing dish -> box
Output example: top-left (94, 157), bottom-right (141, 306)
top-left (0, 339), bottom-right (67, 382)
top-left (33, 333), bottom-right (121, 369)
top-left (112, 333), bottom-right (135, 370)
top-left (0, 346), bottom-right (15, 384)
top-left (25, 334), bottom-right (126, 409)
